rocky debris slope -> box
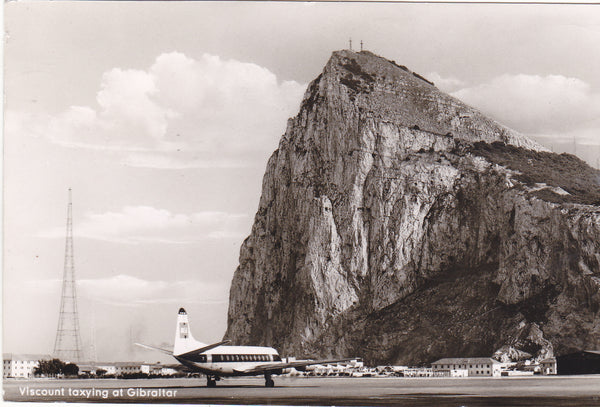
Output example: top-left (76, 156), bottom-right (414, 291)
top-left (224, 50), bottom-right (600, 365)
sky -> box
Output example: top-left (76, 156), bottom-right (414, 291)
top-left (3, 1), bottom-right (600, 363)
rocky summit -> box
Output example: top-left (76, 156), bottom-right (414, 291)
top-left (224, 50), bottom-right (600, 365)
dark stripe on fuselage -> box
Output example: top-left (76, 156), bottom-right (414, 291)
top-left (183, 354), bottom-right (207, 363)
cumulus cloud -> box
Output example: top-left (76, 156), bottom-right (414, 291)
top-left (38, 206), bottom-right (250, 244)
top-left (452, 74), bottom-right (600, 136)
top-left (7, 52), bottom-right (306, 167)
top-left (427, 72), bottom-right (466, 93)
top-left (23, 275), bottom-right (228, 307)
top-left (78, 275), bottom-right (229, 306)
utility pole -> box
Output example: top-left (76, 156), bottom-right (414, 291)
top-left (53, 188), bottom-right (83, 362)
top-left (349, 38), bottom-right (352, 51)
top-left (360, 40), bottom-right (363, 51)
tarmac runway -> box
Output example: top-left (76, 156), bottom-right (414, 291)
top-left (4, 375), bottom-right (600, 406)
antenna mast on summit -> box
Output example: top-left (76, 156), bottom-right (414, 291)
top-left (54, 188), bottom-right (84, 362)
top-left (349, 38), bottom-right (352, 51)
top-left (360, 40), bottom-right (363, 51)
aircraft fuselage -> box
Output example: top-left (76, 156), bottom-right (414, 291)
top-left (175, 345), bottom-right (283, 376)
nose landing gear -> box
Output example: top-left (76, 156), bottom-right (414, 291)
top-left (206, 375), bottom-right (218, 387)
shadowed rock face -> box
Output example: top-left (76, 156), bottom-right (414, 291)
top-left (224, 50), bottom-right (600, 365)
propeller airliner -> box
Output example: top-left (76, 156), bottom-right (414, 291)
top-left (136, 308), bottom-right (351, 387)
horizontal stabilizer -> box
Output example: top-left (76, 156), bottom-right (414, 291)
top-left (135, 343), bottom-right (173, 355)
top-left (233, 358), bottom-right (356, 375)
top-left (177, 340), bottom-right (231, 358)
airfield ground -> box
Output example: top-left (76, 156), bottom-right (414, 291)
top-left (3, 376), bottom-right (600, 406)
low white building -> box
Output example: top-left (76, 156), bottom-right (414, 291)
top-left (94, 362), bottom-right (117, 375)
top-left (77, 363), bottom-right (97, 376)
top-left (540, 358), bottom-right (557, 375)
top-left (431, 357), bottom-right (501, 377)
top-left (403, 367), bottom-right (433, 377)
top-left (501, 370), bottom-right (534, 376)
top-left (95, 362), bottom-right (143, 376)
top-left (141, 363), bottom-right (162, 375)
top-left (3, 354), bottom-right (51, 378)
top-left (160, 366), bottom-right (179, 376)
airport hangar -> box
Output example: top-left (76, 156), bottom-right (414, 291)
top-left (556, 350), bottom-right (600, 375)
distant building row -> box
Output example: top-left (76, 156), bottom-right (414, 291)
top-left (77, 362), bottom-right (179, 377)
top-left (3, 354), bottom-right (179, 379)
top-left (4, 351), bottom-right (600, 379)
top-left (3, 354), bottom-right (51, 378)
top-left (307, 356), bottom-right (564, 378)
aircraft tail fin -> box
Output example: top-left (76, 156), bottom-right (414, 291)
top-left (173, 307), bottom-right (208, 356)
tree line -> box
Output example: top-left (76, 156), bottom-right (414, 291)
top-left (34, 359), bottom-right (79, 377)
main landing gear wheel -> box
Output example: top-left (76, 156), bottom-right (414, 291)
top-left (265, 374), bottom-right (275, 388)
top-left (207, 376), bottom-right (217, 387)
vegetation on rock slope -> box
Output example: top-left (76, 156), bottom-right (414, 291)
top-left (467, 141), bottom-right (600, 206)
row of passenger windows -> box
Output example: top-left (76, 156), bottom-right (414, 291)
top-left (212, 354), bottom-right (278, 362)
top-left (185, 354), bottom-right (283, 363)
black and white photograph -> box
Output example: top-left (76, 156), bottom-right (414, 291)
top-left (3, 1), bottom-right (600, 405)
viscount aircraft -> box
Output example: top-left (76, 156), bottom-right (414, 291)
top-left (136, 308), bottom-right (351, 387)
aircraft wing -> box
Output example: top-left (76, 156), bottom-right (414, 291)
top-left (134, 343), bottom-right (173, 355)
top-left (233, 358), bottom-right (355, 374)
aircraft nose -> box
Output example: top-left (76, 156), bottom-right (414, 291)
top-left (178, 308), bottom-right (187, 314)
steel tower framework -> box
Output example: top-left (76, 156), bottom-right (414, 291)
top-left (53, 188), bottom-right (83, 362)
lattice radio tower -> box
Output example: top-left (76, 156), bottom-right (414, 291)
top-left (53, 188), bottom-right (84, 362)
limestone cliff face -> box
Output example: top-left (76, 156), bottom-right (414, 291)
top-left (224, 50), bottom-right (600, 365)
